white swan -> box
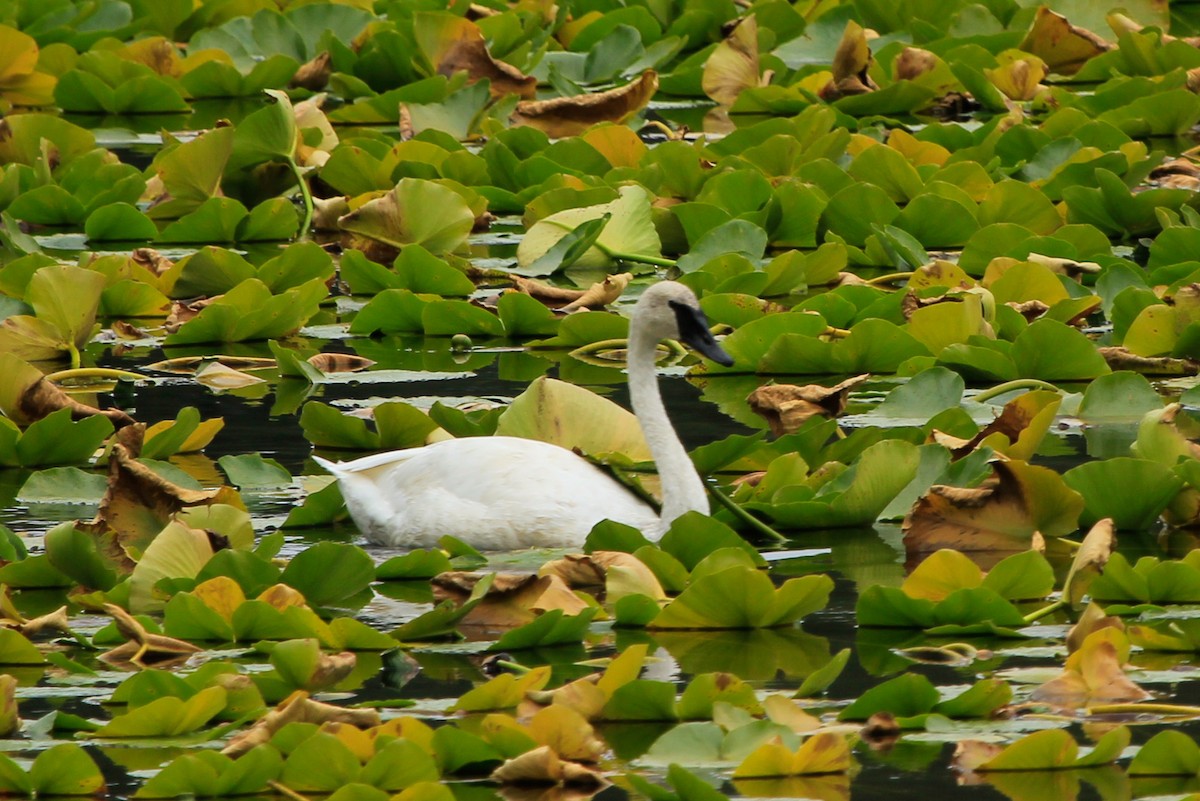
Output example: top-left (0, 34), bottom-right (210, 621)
top-left (312, 281), bottom-right (734, 550)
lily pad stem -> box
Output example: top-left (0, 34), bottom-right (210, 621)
top-left (824, 326), bottom-right (851, 339)
top-left (972, 379), bottom-right (1062, 403)
top-left (1022, 598), bottom-right (1065, 625)
top-left (65, 343), bottom-right (81, 370)
top-left (570, 338), bottom-right (686, 360)
top-left (45, 367), bottom-right (142, 384)
top-left (270, 780), bottom-right (312, 801)
top-left (1088, 702), bottom-right (1200, 716)
top-left (866, 272), bottom-right (914, 286)
top-left (592, 240), bottom-right (678, 268)
top-left (286, 156), bottom-right (314, 241)
top-left (707, 480), bottom-right (788, 544)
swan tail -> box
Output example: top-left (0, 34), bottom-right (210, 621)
top-left (311, 455), bottom-right (345, 477)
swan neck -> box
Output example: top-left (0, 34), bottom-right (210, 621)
top-left (627, 322), bottom-right (709, 533)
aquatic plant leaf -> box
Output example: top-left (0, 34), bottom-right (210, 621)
top-left (129, 520), bottom-right (224, 614)
top-left (1128, 730), bottom-right (1200, 775)
top-left (280, 541), bottom-right (374, 607)
top-left (510, 70), bottom-right (658, 138)
top-left (147, 126), bottom-right (235, 220)
top-left (496, 375), bottom-right (651, 460)
top-left (732, 731), bottom-right (851, 778)
top-left (339, 178), bottom-right (474, 256)
top-left (0, 628), bottom-right (45, 665)
top-left (27, 743), bottom-right (105, 795)
top-left (839, 673), bottom-right (939, 721)
top-left (517, 185), bottom-right (660, 271)
top-left (494, 608), bottom-right (598, 651)
top-left (280, 731), bottom-right (363, 791)
top-left (1063, 458), bottom-right (1183, 529)
top-left (95, 685), bottom-right (227, 738)
top-left (85, 202), bottom-right (158, 242)
top-left (651, 567), bottom-right (831, 629)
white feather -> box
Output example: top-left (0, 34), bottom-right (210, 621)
top-left (314, 282), bottom-right (720, 550)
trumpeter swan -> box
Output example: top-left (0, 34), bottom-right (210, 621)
top-left (312, 281), bottom-right (733, 550)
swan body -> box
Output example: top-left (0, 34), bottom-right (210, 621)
top-left (314, 281), bottom-right (733, 550)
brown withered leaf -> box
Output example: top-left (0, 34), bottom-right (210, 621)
top-left (860, 712), bottom-right (901, 750)
top-left (820, 20), bottom-right (878, 101)
top-left (130, 248), bottom-right (173, 276)
top-left (1110, 12), bottom-right (1200, 47)
top-left (164, 296), bottom-right (220, 333)
top-left (952, 740), bottom-right (1005, 774)
top-left (81, 425), bottom-right (244, 564)
top-left (538, 551), bottom-right (664, 600)
top-left (511, 71), bottom-right (658, 138)
top-left (509, 274), bottom-right (633, 311)
top-left (702, 15), bottom-right (761, 106)
top-left (1030, 633), bottom-right (1149, 708)
top-left (145, 355), bottom-right (276, 375)
top-left (306, 353), bottom-right (376, 374)
top-left (932, 389), bottom-right (1061, 461)
top-left (491, 745), bottom-right (608, 788)
top-left (893, 47), bottom-right (938, 81)
top-left (903, 460), bottom-right (1079, 555)
top-left (431, 17), bottom-right (536, 99)
top-left (1061, 519), bottom-right (1116, 609)
top-left (1006, 299), bottom-right (1050, 322)
top-left (13, 372), bottom-right (135, 429)
top-left (1098, 347), bottom-right (1200, 376)
top-left (304, 651), bottom-right (357, 691)
top-left (313, 196), bottom-right (350, 231)
top-left (746, 375), bottom-right (868, 436)
top-left (1025, 252), bottom-right (1102, 278)
top-left (111, 320), bottom-right (147, 340)
top-left (291, 51), bottom-right (332, 91)
top-left (432, 571), bottom-right (589, 627)
top-left (1019, 7), bottom-right (1112, 76)
top-left (1066, 602), bottom-right (1124, 655)
top-left (99, 603), bottom-right (201, 670)
top-left (223, 690), bottom-right (381, 757)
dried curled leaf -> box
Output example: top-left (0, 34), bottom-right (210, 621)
top-left (1030, 630), bottom-right (1149, 708)
top-left (702, 15), bottom-right (761, 106)
top-left (1098, 347), bottom-right (1200, 376)
top-left (306, 353), bottom-right (376, 374)
top-left (433, 571), bottom-right (590, 627)
top-left (291, 51), bottom-right (332, 91)
top-left (509, 274), bottom-right (632, 311)
top-left (1020, 7), bottom-right (1112, 76)
top-left (1066, 602), bottom-right (1124, 655)
top-left (510, 71), bottom-right (658, 138)
top-left (222, 690), bottom-right (382, 757)
top-left (491, 745), bottom-right (608, 787)
top-left (1061, 518), bottom-right (1116, 609)
top-left (746, 375), bottom-right (868, 436)
top-left (428, 16), bottom-right (536, 99)
top-left (99, 603), bottom-right (202, 670)
top-left (81, 425), bottom-right (244, 564)
top-left (0, 353), bottom-right (134, 427)
top-left (820, 20), bottom-right (877, 101)
top-left (903, 460), bottom-right (1083, 554)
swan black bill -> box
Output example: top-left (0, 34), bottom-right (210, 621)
top-left (669, 300), bottom-right (735, 367)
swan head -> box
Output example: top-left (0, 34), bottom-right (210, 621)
top-left (635, 282), bottom-right (734, 366)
